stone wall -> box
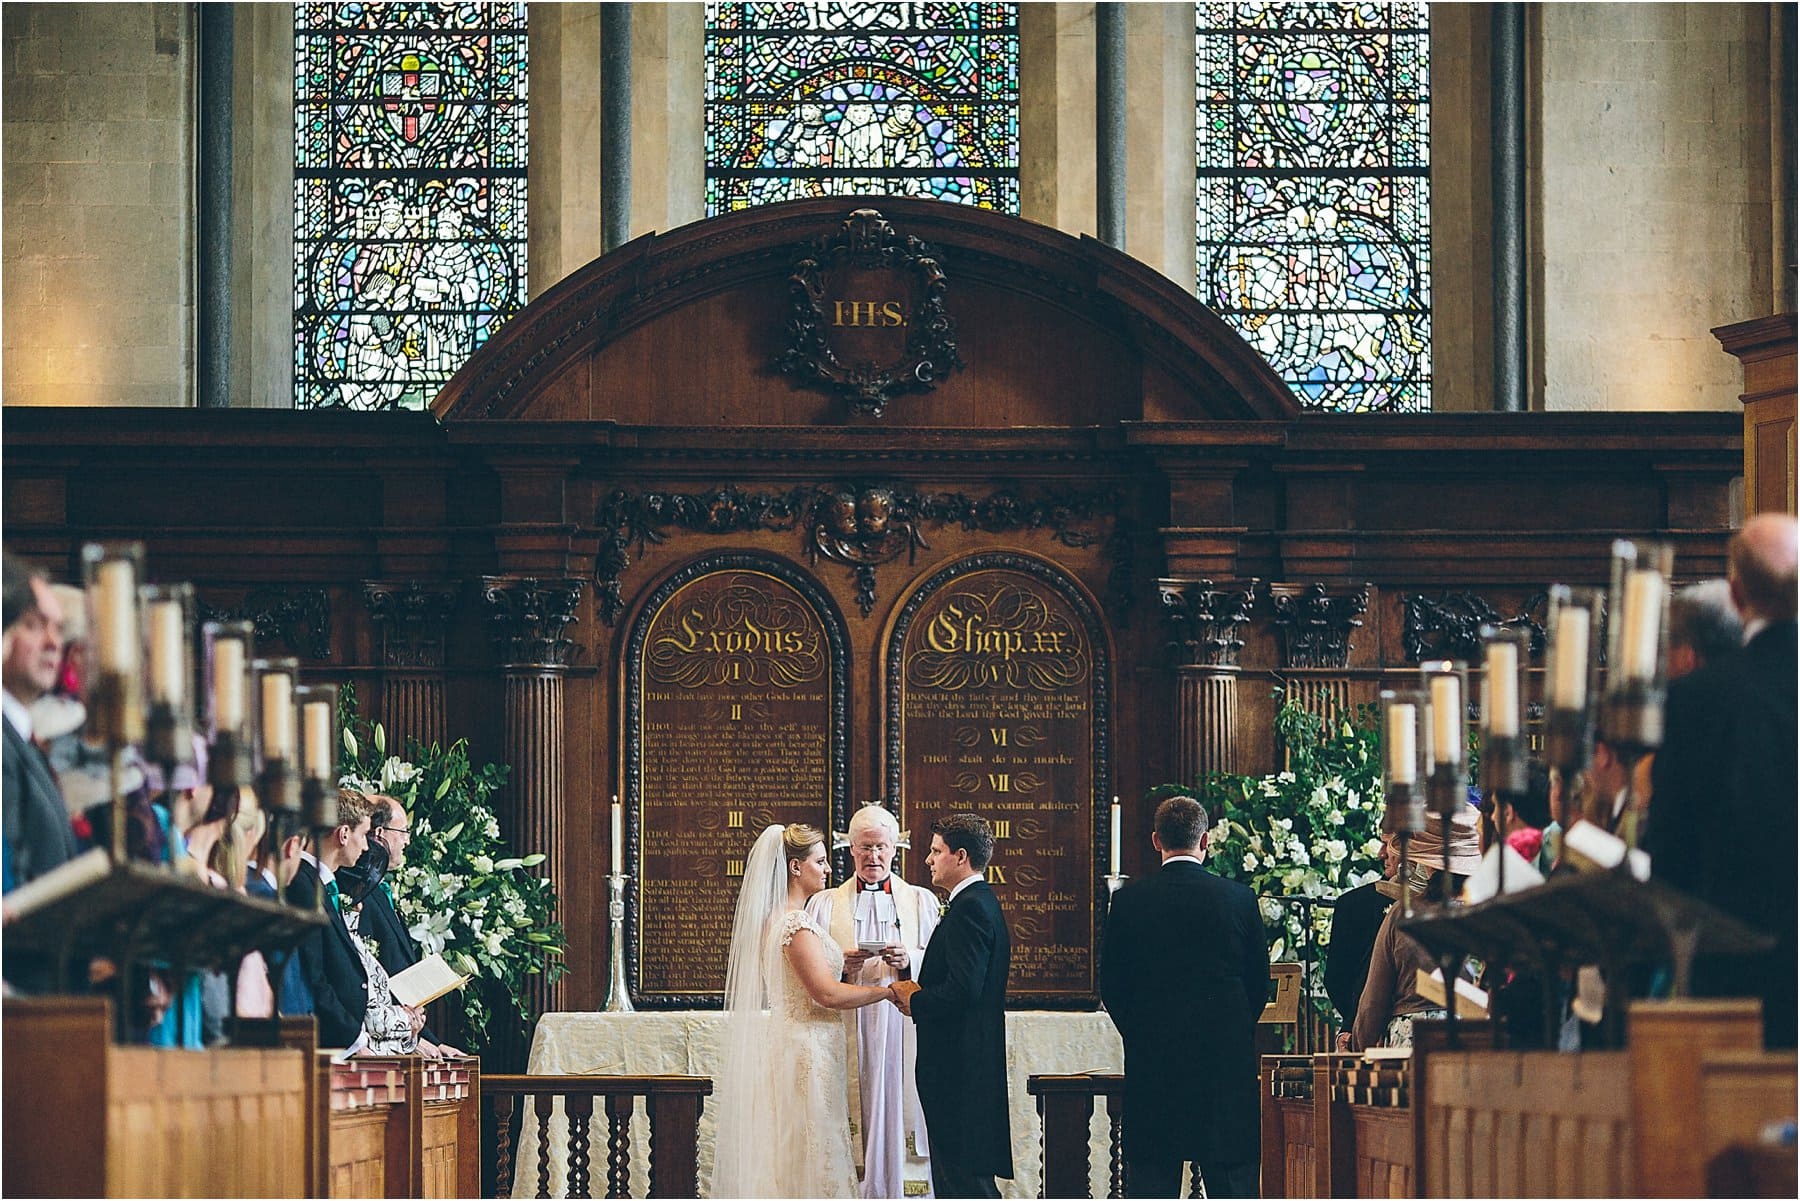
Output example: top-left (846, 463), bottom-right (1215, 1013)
top-left (0, 2), bottom-right (1786, 414)
top-left (1537, 2), bottom-right (1779, 412)
top-left (2, 3), bottom-right (193, 407)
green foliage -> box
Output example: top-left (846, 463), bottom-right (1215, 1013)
top-left (1183, 694), bottom-right (1388, 1024)
top-left (335, 684), bottom-right (566, 1052)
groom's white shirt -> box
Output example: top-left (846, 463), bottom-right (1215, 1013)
top-left (808, 873), bottom-right (939, 1198)
top-left (947, 873), bottom-right (983, 904)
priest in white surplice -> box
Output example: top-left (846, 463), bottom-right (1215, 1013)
top-left (807, 803), bottom-right (940, 1198)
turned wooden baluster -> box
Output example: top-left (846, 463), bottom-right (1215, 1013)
top-left (605, 1093), bottom-right (634, 1198)
top-left (1187, 1162), bottom-right (1203, 1197)
top-left (1107, 1104), bottom-right (1125, 1198)
top-left (492, 1095), bottom-right (518, 1198)
top-left (534, 1093), bottom-right (557, 1199)
top-left (566, 1092), bottom-right (596, 1198)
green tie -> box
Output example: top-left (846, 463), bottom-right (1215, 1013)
top-left (325, 879), bottom-right (341, 906)
top-left (380, 879), bottom-right (395, 907)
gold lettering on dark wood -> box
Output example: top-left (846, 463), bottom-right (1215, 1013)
top-left (899, 570), bottom-right (1098, 997)
top-left (636, 571), bottom-right (834, 999)
top-left (831, 300), bottom-right (907, 328)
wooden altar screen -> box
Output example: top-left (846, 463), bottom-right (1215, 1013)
top-left (1, 199), bottom-right (1741, 1037)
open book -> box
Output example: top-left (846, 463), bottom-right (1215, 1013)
top-left (1415, 967), bottom-right (1490, 1018)
top-left (387, 953), bottom-right (472, 1009)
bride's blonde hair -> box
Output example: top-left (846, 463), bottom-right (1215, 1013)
top-left (782, 823), bottom-right (823, 863)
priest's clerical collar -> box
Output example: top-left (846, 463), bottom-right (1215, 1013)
top-left (859, 877), bottom-right (892, 892)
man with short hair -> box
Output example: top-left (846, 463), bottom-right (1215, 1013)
top-left (1667, 578), bottom-right (1742, 680)
top-left (1649, 513), bottom-right (1798, 1048)
top-left (2, 551), bottom-right (75, 896)
top-left (337, 795), bottom-right (463, 1057)
top-left (891, 812), bottom-right (1012, 1199)
top-left (1100, 796), bottom-right (1269, 1198)
top-left (287, 790), bottom-right (384, 1048)
top-left (806, 803), bottom-right (939, 1197)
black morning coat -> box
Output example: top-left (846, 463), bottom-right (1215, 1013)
top-left (1099, 858), bottom-right (1271, 1166)
top-left (910, 877), bottom-right (1015, 1180)
top-left (286, 857), bottom-right (369, 1049)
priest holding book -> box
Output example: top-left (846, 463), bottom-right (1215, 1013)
top-left (337, 794), bottom-right (467, 1058)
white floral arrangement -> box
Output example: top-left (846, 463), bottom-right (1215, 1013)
top-left (337, 689), bottom-right (565, 1052)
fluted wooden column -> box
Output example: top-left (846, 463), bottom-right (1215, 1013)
top-left (1159, 579), bottom-right (1257, 783)
top-left (362, 581), bottom-right (459, 753)
top-left (480, 576), bottom-right (585, 1020)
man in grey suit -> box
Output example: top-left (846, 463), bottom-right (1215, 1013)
top-left (3, 551), bottom-right (76, 896)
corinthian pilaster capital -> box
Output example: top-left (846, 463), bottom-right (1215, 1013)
top-left (479, 577), bottom-right (586, 669)
top-left (1157, 577), bottom-right (1258, 668)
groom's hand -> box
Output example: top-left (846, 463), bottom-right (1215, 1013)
top-left (889, 979), bottom-right (921, 1015)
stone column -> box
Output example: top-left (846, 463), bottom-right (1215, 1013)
top-left (1095, 1), bottom-right (1127, 250)
top-left (1158, 578), bottom-right (1257, 781)
top-left (198, 3), bottom-right (233, 409)
top-left (1491, 2), bottom-right (1527, 412)
top-left (601, 3), bottom-right (633, 254)
top-left (361, 581), bottom-right (459, 752)
top-left (480, 576), bottom-right (586, 1017)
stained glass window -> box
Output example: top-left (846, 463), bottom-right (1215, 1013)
top-left (294, 2), bottom-right (528, 411)
top-left (704, 2), bottom-right (1020, 216)
top-left (1196, 2), bottom-right (1430, 412)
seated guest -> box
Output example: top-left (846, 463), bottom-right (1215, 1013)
top-left (1491, 762), bottom-right (1554, 869)
top-left (286, 790), bottom-right (381, 1048)
top-left (1649, 513), bottom-right (1797, 1049)
top-left (1350, 808), bottom-right (1480, 1050)
top-left (247, 823), bottom-right (314, 1017)
top-left (336, 794), bottom-right (463, 1057)
top-left (1326, 832), bottom-right (1398, 1036)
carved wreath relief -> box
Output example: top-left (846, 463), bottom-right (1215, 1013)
top-left (775, 208), bottom-right (963, 417)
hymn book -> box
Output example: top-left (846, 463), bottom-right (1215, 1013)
top-left (387, 953), bottom-right (472, 1009)
top-left (1415, 968), bottom-right (1490, 1018)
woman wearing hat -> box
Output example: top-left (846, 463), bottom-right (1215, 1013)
top-left (1349, 806), bottom-right (1483, 1050)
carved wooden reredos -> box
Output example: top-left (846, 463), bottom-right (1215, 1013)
top-left (3, 198), bottom-right (1742, 1016)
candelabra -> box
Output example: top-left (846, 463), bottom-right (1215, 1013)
top-left (1479, 626), bottom-right (1532, 900)
top-left (1379, 689), bottom-right (1429, 918)
top-left (604, 873), bottom-right (635, 1013)
top-left (1420, 660), bottom-right (1470, 900)
top-left (1599, 540), bottom-right (1673, 848)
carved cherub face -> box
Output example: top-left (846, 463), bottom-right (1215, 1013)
top-left (826, 492), bottom-right (858, 539)
top-left (855, 489), bottom-right (893, 537)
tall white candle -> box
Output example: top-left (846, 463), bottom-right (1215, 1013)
top-left (1484, 642), bottom-right (1519, 737)
top-left (1620, 569), bottom-right (1666, 681)
top-left (261, 671), bottom-right (294, 760)
top-left (611, 797), bottom-right (624, 876)
top-left (1550, 608), bottom-right (1590, 709)
top-left (302, 700), bottom-right (333, 780)
top-left (1430, 674), bottom-right (1463, 765)
top-left (1109, 798), bottom-right (1121, 875)
top-left (148, 600), bottom-right (184, 705)
top-left (93, 559), bottom-right (138, 674)
top-left (1386, 703), bottom-right (1417, 785)
top-left (212, 637), bottom-right (245, 730)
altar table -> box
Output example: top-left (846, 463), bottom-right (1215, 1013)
top-left (513, 1010), bottom-right (1124, 1198)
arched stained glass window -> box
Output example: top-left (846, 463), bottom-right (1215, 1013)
top-left (704, 2), bottom-right (1020, 216)
top-left (294, 2), bottom-right (528, 411)
top-left (1196, 2), bottom-right (1430, 412)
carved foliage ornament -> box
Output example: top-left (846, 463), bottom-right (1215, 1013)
top-left (596, 483), bottom-right (1128, 624)
top-left (1402, 591), bottom-right (1548, 664)
top-left (774, 208), bottom-right (963, 417)
top-left (197, 589), bottom-right (333, 661)
top-left (479, 577), bottom-right (586, 669)
top-left (362, 581), bottom-right (459, 670)
top-left (1269, 582), bottom-right (1371, 670)
top-left (1158, 578), bottom-right (1258, 669)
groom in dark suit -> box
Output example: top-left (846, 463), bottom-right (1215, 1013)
top-left (892, 812), bottom-right (1012, 1199)
top-left (1101, 795), bottom-right (1269, 1198)
top-left (286, 790), bottom-right (377, 1048)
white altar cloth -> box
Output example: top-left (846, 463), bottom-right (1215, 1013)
top-left (513, 1010), bottom-right (1124, 1199)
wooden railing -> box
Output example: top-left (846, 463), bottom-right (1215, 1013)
top-left (482, 1074), bottom-right (711, 1199)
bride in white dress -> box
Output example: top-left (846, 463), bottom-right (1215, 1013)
top-left (712, 823), bottom-right (900, 1198)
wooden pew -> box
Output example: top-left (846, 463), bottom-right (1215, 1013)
top-left (1417, 1000), bottom-right (1797, 1197)
top-left (320, 1053), bottom-right (481, 1198)
top-left (2, 996), bottom-right (309, 1198)
top-left (1258, 1055), bottom-right (1316, 1198)
top-left (1316, 1054), bottom-right (1413, 1198)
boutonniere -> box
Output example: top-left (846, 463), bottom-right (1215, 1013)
top-left (937, 900), bottom-right (948, 918)
top-left (336, 891), bottom-right (356, 913)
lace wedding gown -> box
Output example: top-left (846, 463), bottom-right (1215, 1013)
top-left (713, 908), bottom-right (861, 1198)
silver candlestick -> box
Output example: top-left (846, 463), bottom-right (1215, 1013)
top-left (603, 872), bottom-right (635, 1013)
